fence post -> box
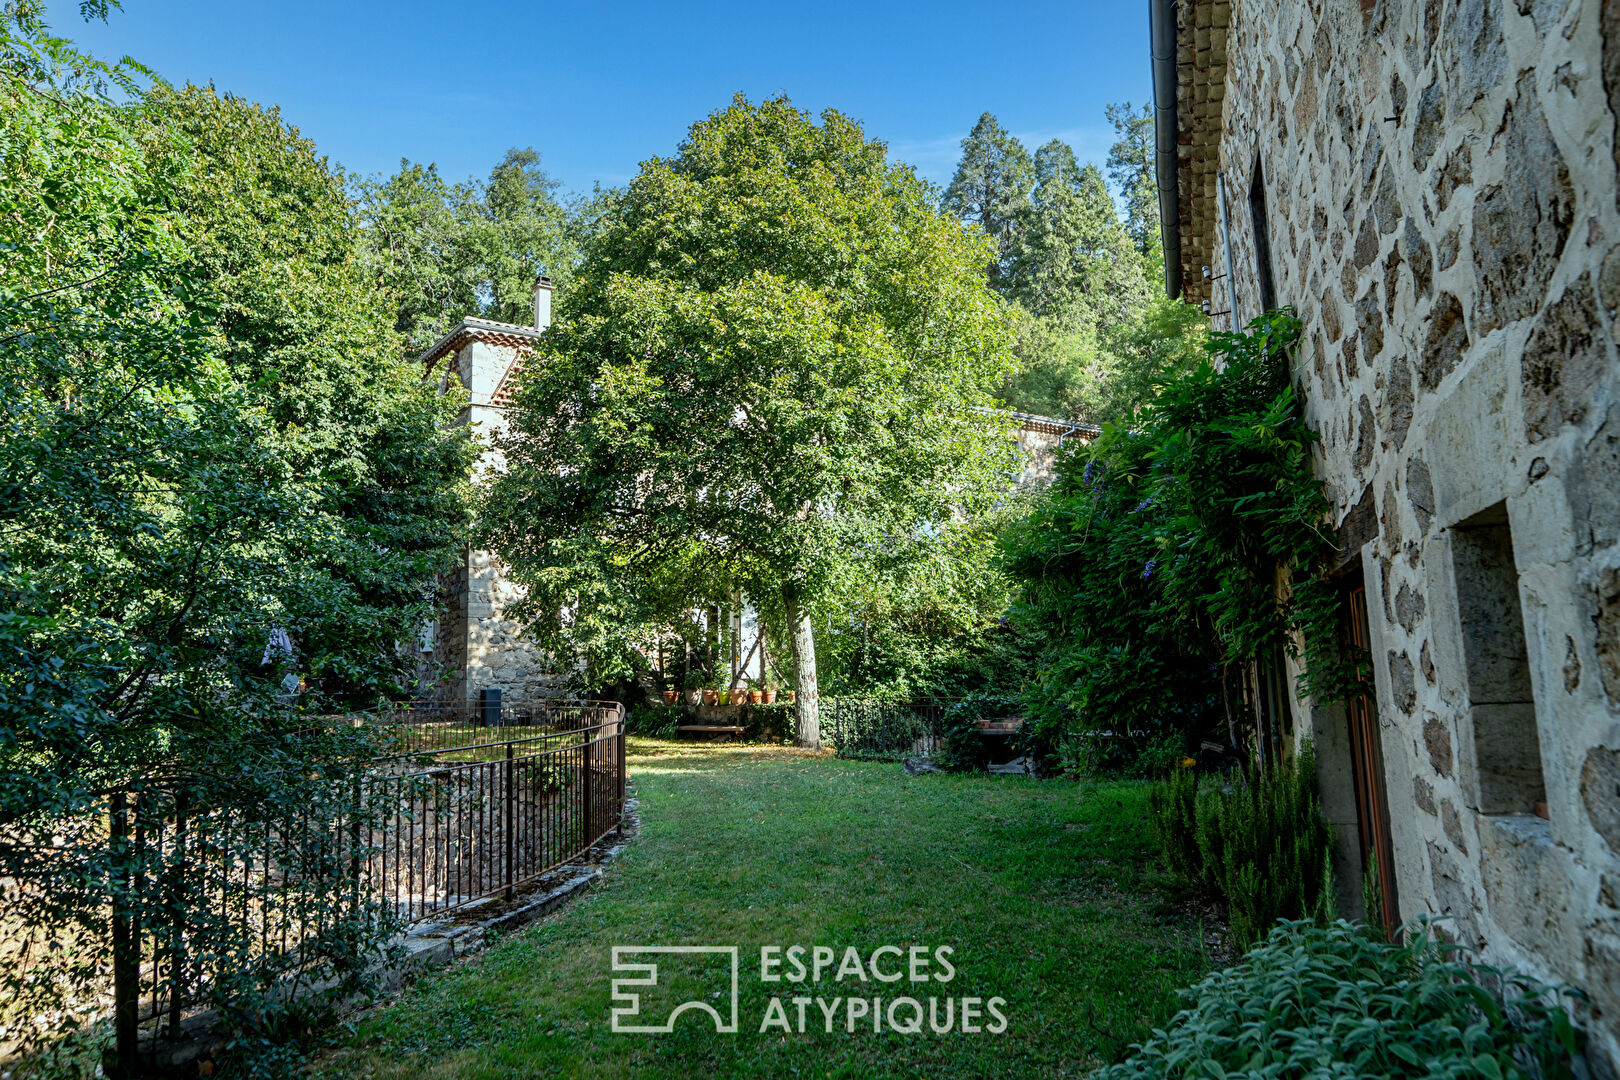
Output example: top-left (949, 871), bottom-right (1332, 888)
top-left (504, 740), bottom-right (515, 902)
top-left (168, 789), bottom-right (188, 1041)
top-left (581, 733), bottom-right (593, 853)
top-left (108, 790), bottom-right (138, 1077)
top-left (616, 705), bottom-right (626, 831)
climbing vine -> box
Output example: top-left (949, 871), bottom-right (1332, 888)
top-left (1005, 309), bottom-right (1359, 770)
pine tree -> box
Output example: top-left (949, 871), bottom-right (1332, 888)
top-left (941, 112), bottom-right (1033, 289)
top-left (1105, 101), bottom-right (1161, 274)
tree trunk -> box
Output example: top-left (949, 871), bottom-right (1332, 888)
top-left (783, 584), bottom-right (820, 749)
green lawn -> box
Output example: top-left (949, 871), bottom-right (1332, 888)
top-left (322, 740), bottom-right (1209, 1080)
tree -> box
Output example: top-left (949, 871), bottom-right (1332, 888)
top-left (1033, 138), bottom-right (1081, 201)
top-left (141, 84), bottom-right (476, 705)
top-left (353, 147), bottom-right (579, 354)
top-left (1009, 160), bottom-right (1148, 326)
top-left (1, 27), bottom-right (471, 1048)
top-left (350, 160), bottom-right (483, 350)
top-left (481, 95), bottom-right (1015, 748)
top-left (1105, 101), bottom-right (1161, 274)
top-left (941, 112), bottom-right (1033, 289)
top-left (467, 147), bottom-right (576, 325)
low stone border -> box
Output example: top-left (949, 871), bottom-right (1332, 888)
top-left (150, 791), bottom-right (642, 1073)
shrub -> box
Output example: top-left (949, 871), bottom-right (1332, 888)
top-left (1005, 310), bottom-right (1366, 770)
top-left (1095, 918), bottom-right (1581, 1080)
top-left (1149, 746), bottom-right (1334, 950)
top-left (937, 693), bottom-right (1019, 771)
top-left (623, 706), bottom-right (679, 738)
top-left (739, 703), bottom-right (795, 742)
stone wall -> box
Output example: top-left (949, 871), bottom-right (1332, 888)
top-left (422, 332), bottom-right (561, 705)
top-left (1206, 0), bottom-right (1620, 1062)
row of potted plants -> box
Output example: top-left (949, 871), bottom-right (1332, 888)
top-left (660, 683), bottom-right (794, 707)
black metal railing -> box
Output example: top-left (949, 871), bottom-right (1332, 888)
top-left (369, 698), bottom-right (624, 759)
top-left (16, 702), bottom-right (627, 1073)
top-left (823, 698), bottom-right (954, 760)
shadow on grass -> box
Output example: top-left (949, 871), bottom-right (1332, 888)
top-left (322, 743), bottom-right (1208, 1080)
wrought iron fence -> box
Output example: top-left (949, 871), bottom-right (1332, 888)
top-left (823, 698), bottom-right (954, 760)
top-left (9, 702), bottom-right (626, 1073)
top-left (368, 698), bottom-right (624, 759)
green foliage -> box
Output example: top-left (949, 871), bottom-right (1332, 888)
top-left (480, 94), bottom-right (1016, 694)
top-left (936, 693), bottom-right (1019, 772)
top-left (941, 112), bottom-right (1032, 288)
top-left (1005, 309), bottom-right (1354, 771)
top-left (622, 706), bottom-right (679, 738)
top-left (1, 18), bottom-right (467, 1062)
top-left (814, 497), bottom-right (1033, 700)
top-left (1150, 747), bottom-right (1335, 951)
top-left (1096, 918), bottom-right (1581, 1080)
top-left (1104, 101), bottom-right (1161, 277)
top-left (941, 107), bottom-right (1170, 424)
top-left (351, 147), bottom-right (586, 353)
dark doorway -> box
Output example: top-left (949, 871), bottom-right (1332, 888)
top-left (1342, 578), bottom-right (1400, 933)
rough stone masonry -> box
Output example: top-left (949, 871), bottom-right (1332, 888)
top-left (1160, 0), bottom-right (1620, 1068)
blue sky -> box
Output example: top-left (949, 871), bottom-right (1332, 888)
top-left (48, 1), bottom-right (1153, 198)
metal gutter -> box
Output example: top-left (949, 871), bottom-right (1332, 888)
top-left (1150, 0), bottom-right (1182, 300)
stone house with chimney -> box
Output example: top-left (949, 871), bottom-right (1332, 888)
top-left (1150, 0), bottom-right (1620, 1063)
top-left (415, 278), bottom-right (560, 706)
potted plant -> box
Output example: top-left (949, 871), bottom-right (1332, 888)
top-left (702, 682), bottom-right (719, 706)
top-left (718, 688), bottom-right (731, 706)
top-left (762, 688), bottom-right (777, 704)
top-left (662, 689), bottom-right (678, 705)
top-left (684, 676), bottom-right (702, 707)
top-left (784, 689), bottom-right (796, 703)
top-left (748, 679), bottom-right (763, 705)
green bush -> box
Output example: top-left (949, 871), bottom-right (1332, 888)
top-left (1149, 747), bottom-right (1334, 950)
top-left (738, 703), bottom-right (795, 742)
top-left (937, 693), bottom-right (1019, 771)
top-left (1005, 311), bottom-right (1366, 769)
top-left (623, 706), bottom-right (679, 738)
top-left (1095, 918), bottom-right (1581, 1080)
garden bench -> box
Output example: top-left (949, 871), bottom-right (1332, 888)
top-left (678, 724), bottom-right (746, 742)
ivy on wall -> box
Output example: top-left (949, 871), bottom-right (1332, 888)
top-left (1005, 309), bottom-right (1360, 769)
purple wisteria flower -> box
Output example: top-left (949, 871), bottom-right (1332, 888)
top-left (1142, 559), bottom-right (1159, 580)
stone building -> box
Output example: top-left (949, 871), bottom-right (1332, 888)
top-left (416, 279), bottom-right (559, 706)
top-left (1151, 0), bottom-right (1620, 1061)
top-left (1010, 410), bottom-right (1101, 488)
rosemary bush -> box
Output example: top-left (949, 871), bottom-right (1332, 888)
top-left (1149, 747), bottom-right (1335, 951)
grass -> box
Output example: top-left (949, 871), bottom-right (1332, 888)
top-left (320, 739), bottom-right (1209, 1080)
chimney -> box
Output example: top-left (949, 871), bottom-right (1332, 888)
top-left (533, 275), bottom-right (554, 331)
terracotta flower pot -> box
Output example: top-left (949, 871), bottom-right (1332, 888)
top-left (762, 690), bottom-right (777, 704)
top-left (785, 690), bottom-right (796, 703)
top-left (702, 689), bottom-right (718, 706)
top-left (749, 690), bottom-right (763, 704)
top-left (662, 690), bottom-right (677, 705)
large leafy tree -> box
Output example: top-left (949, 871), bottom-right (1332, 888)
top-left (482, 95), bottom-right (1014, 747)
top-left (1105, 101), bottom-right (1161, 274)
top-left (140, 84), bottom-right (475, 703)
top-left (353, 147), bottom-right (584, 354)
top-left (1, 22), bottom-right (470, 1047)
